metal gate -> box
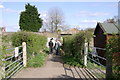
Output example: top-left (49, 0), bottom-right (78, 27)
top-left (1, 42), bottom-right (27, 79)
top-left (84, 44), bottom-right (106, 80)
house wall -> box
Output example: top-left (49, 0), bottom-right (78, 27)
top-left (94, 25), bottom-right (106, 65)
top-left (94, 26), bottom-right (106, 48)
top-left (94, 25), bottom-right (106, 57)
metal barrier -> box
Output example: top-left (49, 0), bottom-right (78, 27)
top-left (2, 46), bottom-right (23, 79)
top-left (1, 42), bottom-right (27, 79)
top-left (84, 44), bottom-right (106, 80)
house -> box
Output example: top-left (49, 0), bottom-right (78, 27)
top-left (0, 27), bottom-right (6, 32)
top-left (93, 22), bottom-right (119, 58)
top-left (60, 28), bottom-right (80, 36)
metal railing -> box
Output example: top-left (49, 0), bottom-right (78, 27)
top-left (2, 46), bottom-right (24, 79)
top-left (84, 44), bottom-right (106, 80)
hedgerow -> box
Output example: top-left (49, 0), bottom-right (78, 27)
top-left (63, 31), bottom-right (86, 67)
top-left (11, 31), bottom-right (47, 55)
top-left (106, 35), bottom-right (120, 79)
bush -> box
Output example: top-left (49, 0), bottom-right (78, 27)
top-left (2, 35), bottom-right (12, 43)
top-left (2, 34), bottom-right (13, 49)
top-left (62, 55), bottom-right (84, 67)
top-left (63, 31), bottom-right (86, 67)
top-left (11, 31), bottom-right (47, 56)
top-left (106, 35), bottom-right (120, 79)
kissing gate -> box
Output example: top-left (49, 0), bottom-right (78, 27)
top-left (1, 42), bottom-right (27, 79)
top-left (84, 43), bottom-right (106, 80)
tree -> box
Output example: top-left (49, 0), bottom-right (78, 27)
top-left (104, 16), bottom-right (118, 23)
top-left (84, 28), bottom-right (94, 51)
top-left (19, 3), bottom-right (43, 32)
top-left (47, 8), bottom-right (64, 33)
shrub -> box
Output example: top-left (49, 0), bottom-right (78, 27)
top-left (63, 31), bottom-right (86, 67)
top-left (2, 35), bottom-right (12, 43)
top-left (11, 31), bottom-right (47, 56)
top-left (106, 35), bottom-right (120, 79)
top-left (2, 34), bottom-right (13, 49)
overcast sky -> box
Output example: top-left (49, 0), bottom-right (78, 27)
top-left (0, 1), bottom-right (118, 32)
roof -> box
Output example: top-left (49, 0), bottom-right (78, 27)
top-left (94, 22), bottom-right (119, 34)
top-left (60, 28), bottom-right (80, 34)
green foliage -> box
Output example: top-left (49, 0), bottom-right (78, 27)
top-left (27, 53), bottom-right (47, 67)
top-left (2, 34), bottom-right (13, 48)
top-left (84, 28), bottom-right (94, 43)
top-left (62, 55), bottom-right (84, 67)
top-left (19, 3), bottom-right (43, 32)
top-left (107, 36), bottom-right (119, 52)
top-left (62, 30), bottom-right (93, 67)
top-left (2, 35), bottom-right (12, 43)
top-left (63, 31), bottom-right (87, 67)
top-left (11, 31), bottom-right (47, 55)
top-left (1, 34), bottom-right (13, 58)
top-left (87, 61), bottom-right (105, 70)
top-left (106, 35), bottom-right (120, 79)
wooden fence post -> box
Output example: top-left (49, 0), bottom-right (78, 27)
top-left (106, 51), bottom-right (112, 80)
top-left (84, 43), bottom-right (88, 66)
top-left (22, 42), bottom-right (27, 67)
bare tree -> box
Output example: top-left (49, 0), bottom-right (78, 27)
top-left (104, 16), bottom-right (118, 23)
top-left (47, 8), bottom-right (64, 33)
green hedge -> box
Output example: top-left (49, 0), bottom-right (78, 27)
top-left (11, 31), bottom-right (47, 55)
top-left (62, 30), bottom-right (93, 67)
top-left (63, 32), bottom-right (86, 67)
top-left (106, 35), bottom-right (120, 79)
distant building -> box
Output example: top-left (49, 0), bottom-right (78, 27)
top-left (60, 28), bottom-right (80, 36)
top-left (0, 27), bottom-right (6, 32)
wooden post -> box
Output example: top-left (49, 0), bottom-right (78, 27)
top-left (106, 51), bottom-right (112, 80)
top-left (84, 43), bottom-right (88, 66)
top-left (22, 42), bottom-right (27, 67)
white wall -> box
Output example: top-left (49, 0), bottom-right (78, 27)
top-left (46, 37), bottom-right (56, 48)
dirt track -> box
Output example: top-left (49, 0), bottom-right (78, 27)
top-left (14, 54), bottom-right (96, 79)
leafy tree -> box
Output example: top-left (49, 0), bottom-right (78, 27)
top-left (19, 3), bottom-right (42, 32)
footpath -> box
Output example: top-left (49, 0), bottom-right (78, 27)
top-left (14, 54), bottom-right (95, 80)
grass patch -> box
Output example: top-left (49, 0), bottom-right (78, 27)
top-left (62, 55), bottom-right (84, 67)
top-left (87, 61), bottom-right (106, 70)
top-left (27, 53), bottom-right (47, 67)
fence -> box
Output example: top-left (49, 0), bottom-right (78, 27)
top-left (1, 42), bottom-right (27, 79)
top-left (84, 43), bottom-right (106, 80)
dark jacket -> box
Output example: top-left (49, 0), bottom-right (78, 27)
top-left (49, 41), bottom-right (53, 47)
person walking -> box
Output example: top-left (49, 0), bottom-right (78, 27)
top-left (54, 39), bottom-right (61, 55)
top-left (48, 38), bottom-right (54, 54)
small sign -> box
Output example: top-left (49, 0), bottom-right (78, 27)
top-left (15, 47), bottom-right (19, 57)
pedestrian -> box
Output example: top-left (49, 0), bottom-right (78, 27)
top-left (48, 38), bottom-right (53, 54)
top-left (54, 39), bottom-right (61, 55)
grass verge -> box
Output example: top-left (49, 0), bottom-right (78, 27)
top-left (27, 53), bottom-right (47, 67)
